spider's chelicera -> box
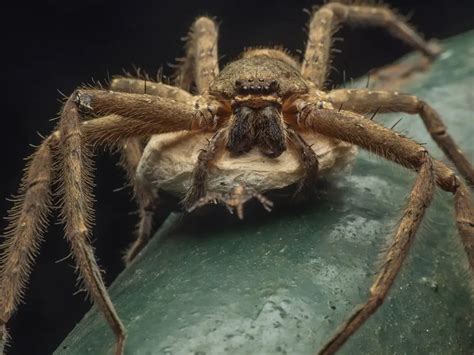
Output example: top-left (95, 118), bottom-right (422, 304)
top-left (1, 2), bottom-right (473, 355)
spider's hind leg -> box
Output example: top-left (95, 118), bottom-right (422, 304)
top-left (302, 2), bottom-right (441, 89)
top-left (175, 16), bottom-right (219, 94)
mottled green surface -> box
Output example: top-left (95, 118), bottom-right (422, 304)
top-left (56, 32), bottom-right (474, 355)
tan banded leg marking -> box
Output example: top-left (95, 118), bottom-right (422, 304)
top-left (325, 89), bottom-right (474, 185)
top-left (302, 3), bottom-right (440, 89)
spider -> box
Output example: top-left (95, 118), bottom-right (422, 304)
top-left (1, 2), bottom-right (473, 355)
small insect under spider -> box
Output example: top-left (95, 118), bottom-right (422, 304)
top-left (1, 2), bottom-right (473, 355)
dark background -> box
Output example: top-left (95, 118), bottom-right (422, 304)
top-left (1, 1), bottom-right (473, 354)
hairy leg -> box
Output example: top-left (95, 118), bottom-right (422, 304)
top-left (0, 86), bottom-right (213, 354)
top-left (109, 77), bottom-right (196, 264)
top-left (183, 129), bottom-right (226, 209)
top-left (243, 48), bottom-right (301, 70)
top-left (286, 128), bottom-right (319, 196)
top-left (174, 16), bottom-right (219, 94)
top-left (296, 102), bottom-right (473, 353)
top-left (58, 97), bottom-right (126, 355)
top-left (302, 2), bottom-right (440, 89)
top-left (116, 138), bottom-right (158, 264)
top-left (110, 77), bottom-right (194, 104)
top-left (321, 150), bottom-right (435, 355)
top-left (324, 89), bottom-right (474, 185)
top-left (0, 134), bottom-right (57, 353)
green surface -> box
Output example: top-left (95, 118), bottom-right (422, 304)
top-left (56, 32), bottom-right (474, 355)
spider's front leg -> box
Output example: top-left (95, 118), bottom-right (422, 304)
top-left (295, 100), bottom-right (473, 354)
top-left (0, 134), bottom-right (57, 353)
top-left (325, 88), bottom-right (474, 185)
top-left (109, 78), bottom-right (196, 264)
top-left (302, 2), bottom-right (441, 89)
top-left (0, 88), bottom-right (212, 355)
top-left (111, 16), bottom-right (220, 263)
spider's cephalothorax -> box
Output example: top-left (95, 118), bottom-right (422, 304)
top-left (1, 3), bottom-right (473, 355)
top-left (212, 56), bottom-right (310, 157)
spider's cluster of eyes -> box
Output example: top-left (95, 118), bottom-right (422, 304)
top-left (235, 78), bottom-right (279, 93)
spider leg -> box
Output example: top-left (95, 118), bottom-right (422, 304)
top-left (295, 102), bottom-right (473, 354)
top-left (110, 77), bottom-right (194, 104)
top-left (116, 137), bottom-right (159, 265)
top-left (58, 97), bottom-right (127, 355)
top-left (302, 2), bottom-right (441, 89)
top-left (183, 129), bottom-right (226, 209)
top-left (286, 128), bottom-right (319, 196)
top-left (321, 151), bottom-right (435, 355)
top-left (109, 78), bottom-right (196, 264)
top-left (0, 134), bottom-right (57, 353)
top-left (325, 89), bottom-right (474, 185)
top-left (243, 48), bottom-right (301, 69)
top-left (174, 16), bottom-right (219, 94)
top-left (0, 86), bottom-right (214, 354)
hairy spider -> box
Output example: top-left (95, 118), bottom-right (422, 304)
top-left (1, 2), bottom-right (473, 355)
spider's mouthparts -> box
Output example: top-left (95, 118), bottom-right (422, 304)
top-left (227, 105), bottom-right (286, 158)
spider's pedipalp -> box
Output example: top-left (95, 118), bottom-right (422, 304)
top-left (325, 88), bottom-right (474, 185)
top-left (297, 101), bottom-right (473, 353)
top-left (302, 2), bottom-right (441, 89)
top-left (286, 128), bottom-right (319, 196)
top-left (183, 129), bottom-right (227, 209)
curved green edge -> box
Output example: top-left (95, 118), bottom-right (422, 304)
top-left (56, 31), bottom-right (474, 355)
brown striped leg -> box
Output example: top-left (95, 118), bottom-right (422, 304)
top-left (116, 138), bottom-right (158, 264)
top-left (243, 48), bottom-right (301, 69)
top-left (175, 16), bottom-right (219, 94)
top-left (59, 97), bottom-right (126, 355)
top-left (296, 103), bottom-right (473, 353)
top-left (110, 77), bottom-right (194, 104)
top-left (321, 151), bottom-right (435, 355)
top-left (109, 77), bottom-right (196, 264)
top-left (72, 87), bottom-right (214, 147)
top-left (0, 86), bottom-right (211, 355)
top-left (183, 129), bottom-right (226, 209)
top-left (302, 2), bottom-right (441, 89)
top-left (325, 89), bottom-right (474, 185)
top-left (0, 134), bottom-right (57, 354)
top-left (286, 128), bottom-right (319, 196)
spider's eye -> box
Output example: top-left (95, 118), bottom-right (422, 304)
top-left (235, 78), bottom-right (280, 94)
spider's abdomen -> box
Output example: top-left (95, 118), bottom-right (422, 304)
top-left (137, 131), bottom-right (357, 197)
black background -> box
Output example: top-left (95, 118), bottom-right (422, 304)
top-left (2, 1), bottom-right (473, 354)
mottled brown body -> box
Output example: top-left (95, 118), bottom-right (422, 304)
top-left (0, 3), bottom-right (473, 355)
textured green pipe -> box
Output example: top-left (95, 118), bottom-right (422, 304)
top-left (56, 31), bottom-right (474, 355)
